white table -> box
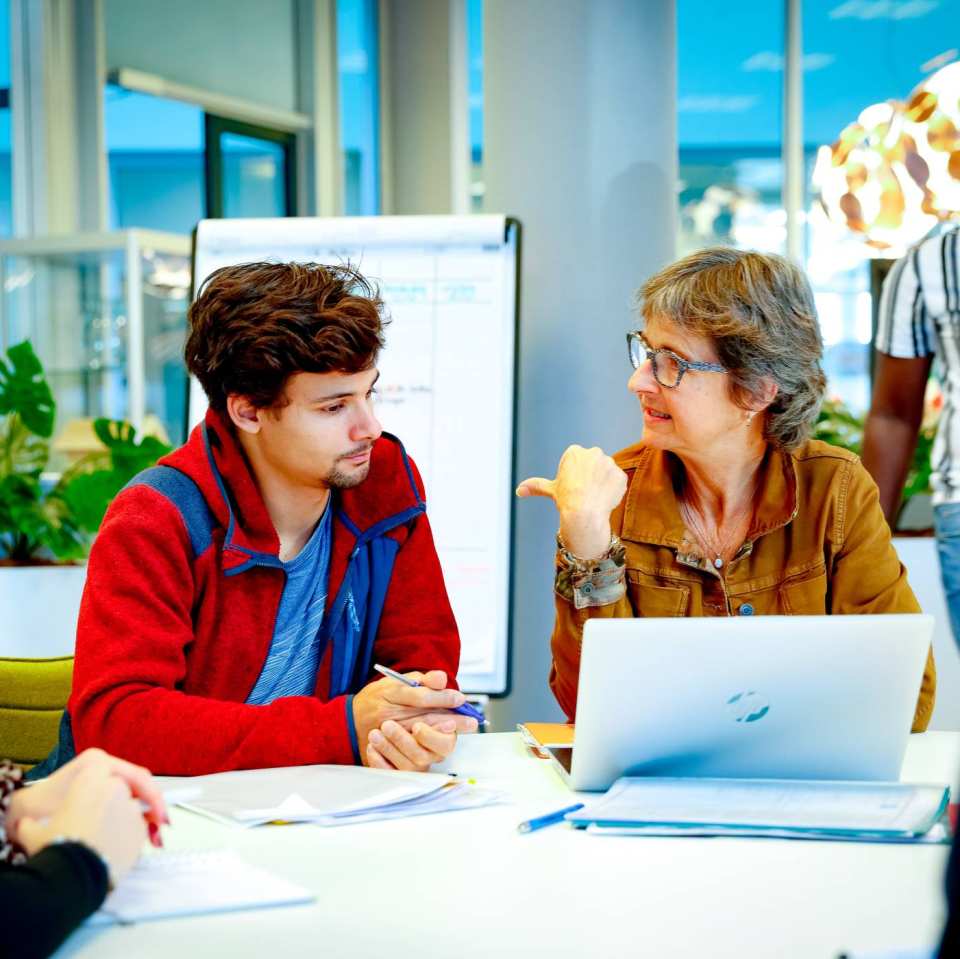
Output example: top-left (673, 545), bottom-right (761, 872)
top-left (57, 732), bottom-right (960, 959)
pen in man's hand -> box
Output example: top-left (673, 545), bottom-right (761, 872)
top-left (372, 663), bottom-right (488, 726)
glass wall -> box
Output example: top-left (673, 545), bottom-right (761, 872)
top-left (0, 0), bottom-right (11, 236)
top-left (679, 0), bottom-right (960, 414)
top-left (803, 0), bottom-right (960, 412)
top-left (337, 0), bottom-right (380, 215)
top-left (677, 1), bottom-right (785, 257)
top-left (105, 84), bottom-right (204, 234)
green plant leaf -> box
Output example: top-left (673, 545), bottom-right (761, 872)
top-left (0, 341), bottom-right (56, 438)
top-left (0, 412), bottom-right (49, 478)
top-left (0, 342), bottom-right (170, 559)
top-left (0, 473), bottom-right (41, 531)
top-left (59, 470), bottom-right (128, 533)
top-left (92, 418), bottom-right (172, 479)
top-left (812, 398), bottom-right (864, 456)
top-left (58, 418), bottom-right (172, 534)
top-left (0, 473), bottom-right (87, 561)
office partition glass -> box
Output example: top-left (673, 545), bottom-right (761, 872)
top-left (0, 232), bottom-right (192, 465)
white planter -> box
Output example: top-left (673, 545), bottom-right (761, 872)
top-left (0, 564), bottom-right (87, 658)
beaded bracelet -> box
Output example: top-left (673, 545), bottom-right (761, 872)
top-left (556, 531), bottom-right (625, 574)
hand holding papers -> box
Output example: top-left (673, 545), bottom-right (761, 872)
top-left (159, 764), bottom-right (503, 827)
top-left (567, 778), bottom-right (951, 843)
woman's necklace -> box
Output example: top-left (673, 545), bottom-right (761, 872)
top-left (678, 483), bottom-right (755, 571)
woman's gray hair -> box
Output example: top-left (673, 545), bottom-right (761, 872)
top-left (636, 247), bottom-right (826, 450)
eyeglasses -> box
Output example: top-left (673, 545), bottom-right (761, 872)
top-left (626, 331), bottom-right (727, 389)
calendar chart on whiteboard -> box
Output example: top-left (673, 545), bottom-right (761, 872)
top-left (190, 216), bottom-right (519, 694)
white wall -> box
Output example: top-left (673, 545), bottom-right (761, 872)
top-left (104, 0), bottom-right (299, 112)
top-left (483, 0), bottom-right (678, 730)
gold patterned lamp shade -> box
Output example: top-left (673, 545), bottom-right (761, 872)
top-left (813, 60), bottom-right (960, 257)
top-left (906, 61), bottom-right (960, 217)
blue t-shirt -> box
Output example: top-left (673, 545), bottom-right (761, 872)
top-left (246, 504), bottom-right (333, 704)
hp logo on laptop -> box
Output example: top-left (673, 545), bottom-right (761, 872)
top-left (726, 691), bottom-right (770, 723)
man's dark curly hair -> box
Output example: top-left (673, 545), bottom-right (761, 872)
top-left (185, 261), bottom-right (387, 411)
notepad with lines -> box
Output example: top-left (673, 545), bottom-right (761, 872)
top-left (88, 850), bottom-right (314, 924)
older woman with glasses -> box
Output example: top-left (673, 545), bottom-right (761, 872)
top-left (518, 247), bottom-right (935, 731)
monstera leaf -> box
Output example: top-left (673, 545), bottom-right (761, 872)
top-left (0, 474), bottom-right (84, 561)
top-left (59, 418), bottom-right (172, 533)
top-left (0, 411), bottom-right (49, 479)
top-left (0, 340), bottom-right (170, 561)
top-left (0, 341), bottom-right (56, 438)
top-left (92, 419), bottom-right (171, 477)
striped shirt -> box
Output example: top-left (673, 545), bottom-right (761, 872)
top-left (246, 504), bottom-right (333, 704)
top-left (875, 226), bottom-right (960, 504)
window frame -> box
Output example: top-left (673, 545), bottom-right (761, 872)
top-left (203, 114), bottom-right (297, 220)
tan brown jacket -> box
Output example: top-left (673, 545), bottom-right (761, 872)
top-left (550, 439), bottom-right (936, 732)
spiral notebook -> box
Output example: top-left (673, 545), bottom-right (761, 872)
top-left (88, 850), bottom-right (314, 925)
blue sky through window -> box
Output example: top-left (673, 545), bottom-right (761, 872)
top-left (679, 0), bottom-right (959, 149)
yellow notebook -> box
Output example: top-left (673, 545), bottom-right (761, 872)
top-left (517, 722), bottom-right (575, 753)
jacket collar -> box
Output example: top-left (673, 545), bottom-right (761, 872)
top-left (620, 443), bottom-right (799, 550)
top-left (160, 409), bottom-right (425, 571)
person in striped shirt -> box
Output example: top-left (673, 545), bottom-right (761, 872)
top-left (862, 225), bottom-right (960, 648)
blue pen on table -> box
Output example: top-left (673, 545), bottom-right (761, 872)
top-left (372, 663), bottom-right (488, 726)
top-left (517, 802), bottom-right (585, 834)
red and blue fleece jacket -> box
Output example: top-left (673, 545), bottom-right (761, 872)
top-left (62, 409), bottom-right (460, 776)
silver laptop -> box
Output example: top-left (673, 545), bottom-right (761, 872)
top-left (549, 614), bottom-right (933, 791)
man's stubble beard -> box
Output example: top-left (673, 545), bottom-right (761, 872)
top-left (325, 463), bottom-right (370, 489)
top-left (323, 443), bottom-right (374, 489)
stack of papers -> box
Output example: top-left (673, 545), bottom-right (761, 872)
top-left (89, 849), bottom-right (314, 924)
top-left (566, 777), bottom-right (951, 843)
top-left (159, 764), bottom-right (503, 827)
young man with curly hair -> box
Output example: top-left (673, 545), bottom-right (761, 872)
top-left (40, 262), bottom-right (473, 777)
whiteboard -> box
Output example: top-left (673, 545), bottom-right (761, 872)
top-left (190, 215), bottom-right (519, 695)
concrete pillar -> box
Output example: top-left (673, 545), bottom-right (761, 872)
top-left (483, 0), bottom-right (677, 728)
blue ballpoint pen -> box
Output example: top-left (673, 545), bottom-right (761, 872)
top-left (517, 802), bottom-right (585, 834)
top-left (372, 663), bottom-right (488, 726)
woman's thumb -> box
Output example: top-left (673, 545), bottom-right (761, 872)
top-left (516, 477), bottom-right (555, 499)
